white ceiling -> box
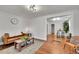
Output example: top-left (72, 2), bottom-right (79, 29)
top-left (47, 15), bottom-right (71, 22)
top-left (0, 5), bottom-right (79, 19)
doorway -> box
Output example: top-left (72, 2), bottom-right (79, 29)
top-left (51, 24), bottom-right (55, 34)
top-left (47, 15), bottom-right (72, 41)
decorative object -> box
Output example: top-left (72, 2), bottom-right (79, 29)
top-left (21, 36), bottom-right (28, 40)
top-left (67, 33), bottom-right (72, 39)
top-left (63, 20), bottom-right (69, 33)
top-left (10, 17), bottom-right (19, 25)
top-left (57, 29), bottom-right (65, 38)
top-left (0, 37), bottom-right (4, 45)
top-left (63, 20), bottom-right (70, 38)
top-left (28, 33), bottom-right (32, 37)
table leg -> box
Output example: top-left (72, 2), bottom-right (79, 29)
top-left (32, 38), bottom-right (34, 43)
top-left (14, 42), bottom-right (16, 49)
top-left (18, 43), bottom-right (21, 52)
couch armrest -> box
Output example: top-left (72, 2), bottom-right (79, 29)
top-left (2, 36), bottom-right (8, 44)
top-left (65, 42), bottom-right (76, 53)
top-left (65, 42), bottom-right (75, 48)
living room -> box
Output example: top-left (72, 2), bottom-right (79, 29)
top-left (0, 5), bottom-right (79, 54)
top-left (0, 0), bottom-right (79, 59)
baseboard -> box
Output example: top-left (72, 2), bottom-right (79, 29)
top-left (33, 37), bottom-right (46, 42)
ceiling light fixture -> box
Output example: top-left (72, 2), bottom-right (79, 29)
top-left (52, 17), bottom-right (60, 21)
top-left (26, 5), bottom-right (40, 12)
top-left (56, 17), bottom-right (60, 20)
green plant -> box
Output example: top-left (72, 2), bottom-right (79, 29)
top-left (63, 20), bottom-right (69, 33)
top-left (21, 36), bottom-right (28, 40)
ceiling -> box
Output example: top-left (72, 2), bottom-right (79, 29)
top-left (0, 5), bottom-right (79, 19)
top-left (47, 15), bottom-right (71, 22)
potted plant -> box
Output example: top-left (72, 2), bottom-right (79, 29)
top-left (63, 20), bottom-right (69, 37)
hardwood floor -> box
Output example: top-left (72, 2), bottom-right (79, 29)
top-left (35, 34), bottom-right (76, 54)
top-left (0, 35), bottom-right (76, 54)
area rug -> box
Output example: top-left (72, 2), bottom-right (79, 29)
top-left (0, 39), bottom-right (44, 54)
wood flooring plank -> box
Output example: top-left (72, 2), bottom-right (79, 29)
top-left (35, 34), bottom-right (75, 54)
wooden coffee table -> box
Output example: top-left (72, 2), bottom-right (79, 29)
top-left (14, 37), bottom-right (34, 52)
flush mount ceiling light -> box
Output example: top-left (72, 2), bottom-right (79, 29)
top-left (26, 5), bottom-right (40, 12)
top-left (52, 17), bottom-right (60, 21)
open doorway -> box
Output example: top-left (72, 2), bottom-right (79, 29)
top-left (51, 24), bottom-right (55, 35)
top-left (47, 15), bottom-right (72, 41)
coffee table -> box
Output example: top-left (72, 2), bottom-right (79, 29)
top-left (14, 37), bottom-right (34, 52)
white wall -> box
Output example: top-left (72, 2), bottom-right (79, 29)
top-left (8, 9), bottom-right (79, 40)
top-left (28, 10), bottom-right (74, 40)
top-left (0, 11), bottom-right (28, 37)
top-left (1, 8), bottom-right (79, 41)
top-left (47, 22), bottom-right (53, 34)
top-left (73, 10), bottom-right (79, 36)
top-left (29, 17), bottom-right (47, 40)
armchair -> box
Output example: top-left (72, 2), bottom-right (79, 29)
top-left (64, 36), bottom-right (79, 53)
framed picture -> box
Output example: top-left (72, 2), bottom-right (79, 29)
top-left (10, 18), bottom-right (19, 25)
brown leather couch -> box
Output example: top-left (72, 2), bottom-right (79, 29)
top-left (2, 32), bottom-right (28, 44)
